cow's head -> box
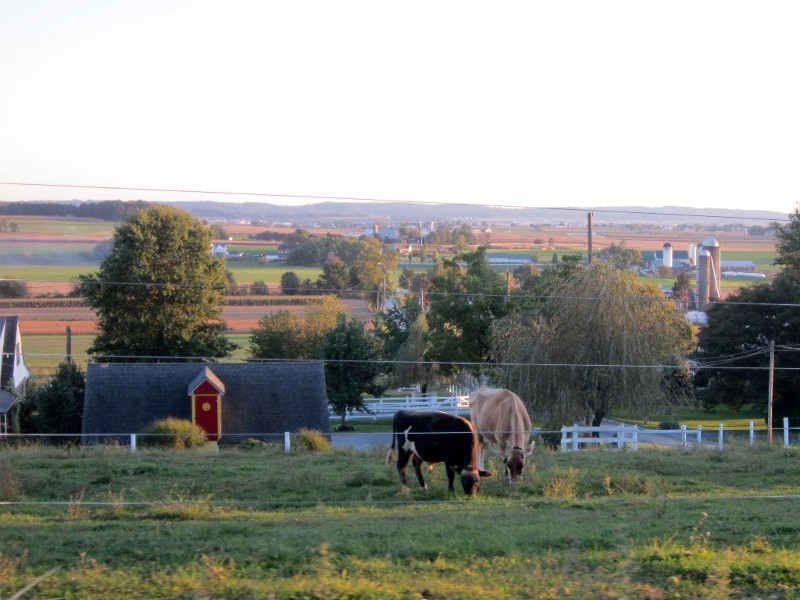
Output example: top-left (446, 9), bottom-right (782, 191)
top-left (501, 441), bottom-right (535, 484)
top-left (451, 465), bottom-right (493, 495)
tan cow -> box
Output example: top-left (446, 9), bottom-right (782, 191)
top-left (468, 388), bottom-right (534, 483)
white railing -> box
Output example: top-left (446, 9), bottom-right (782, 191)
top-left (330, 392), bottom-right (471, 421)
top-left (559, 418), bottom-right (798, 451)
top-left (560, 424), bottom-right (639, 451)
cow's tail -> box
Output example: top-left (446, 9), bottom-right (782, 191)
top-left (386, 432), bottom-right (396, 467)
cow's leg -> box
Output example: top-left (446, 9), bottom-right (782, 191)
top-left (477, 436), bottom-right (488, 471)
top-left (445, 463), bottom-right (456, 492)
top-left (411, 454), bottom-right (428, 490)
top-left (396, 447), bottom-right (411, 488)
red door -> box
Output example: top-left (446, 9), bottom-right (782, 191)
top-left (193, 394), bottom-right (220, 441)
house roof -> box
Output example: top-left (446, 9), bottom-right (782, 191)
top-left (0, 316), bottom-right (29, 390)
top-left (0, 389), bottom-right (16, 414)
top-left (82, 361), bottom-right (330, 444)
top-left (188, 366), bottom-right (226, 396)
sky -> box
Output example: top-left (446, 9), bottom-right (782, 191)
top-left (1, 0), bottom-right (799, 215)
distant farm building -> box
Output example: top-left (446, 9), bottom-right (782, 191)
top-left (719, 260), bottom-right (757, 273)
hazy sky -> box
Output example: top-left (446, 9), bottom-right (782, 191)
top-left (1, 1), bottom-right (798, 214)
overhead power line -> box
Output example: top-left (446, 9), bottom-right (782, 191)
top-left (0, 181), bottom-right (790, 222)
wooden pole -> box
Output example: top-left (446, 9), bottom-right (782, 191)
top-left (768, 340), bottom-right (775, 443)
top-left (587, 211), bottom-right (594, 264)
top-left (66, 325), bottom-right (72, 363)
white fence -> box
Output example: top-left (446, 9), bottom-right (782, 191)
top-left (560, 418), bottom-right (797, 452)
top-left (560, 424), bottom-right (639, 451)
top-left (330, 392), bottom-right (471, 421)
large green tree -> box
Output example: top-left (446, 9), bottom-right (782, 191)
top-left (249, 296), bottom-right (347, 359)
top-left (424, 246), bottom-right (509, 377)
top-left (321, 313), bottom-right (387, 430)
top-left (79, 205), bottom-right (235, 361)
top-left (492, 262), bottom-right (694, 428)
top-left (350, 237), bottom-right (397, 309)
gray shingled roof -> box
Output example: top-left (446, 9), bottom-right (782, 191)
top-left (0, 389), bottom-right (16, 414)
top-left (82, 361), bottom-right (330, 445)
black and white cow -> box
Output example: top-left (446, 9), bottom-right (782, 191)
top-left (385, 410), bottom-right (492, 495)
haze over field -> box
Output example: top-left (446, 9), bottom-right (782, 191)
top-left (1, 1), bottom-right (798, 214)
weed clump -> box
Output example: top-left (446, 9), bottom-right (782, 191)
top-left (139, 418), bottom-right (207, 449)
top-left (294, 428), bottom-right (331, 453)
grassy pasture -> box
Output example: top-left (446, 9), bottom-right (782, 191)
top-left (0, 241), bottom-right (100, 265)
top-left (226, 264), bottom-right (322, 285)
top-left (1, 443), bottom-right (800, 597)
top-left (0, 216), bottom-right (116, 236)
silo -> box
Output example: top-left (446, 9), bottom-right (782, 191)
top-left (688, 243), bottom-right (696, 267)
top-left (697, 249), bottom-right (710, 306)
top-left (701, 237), bottom-right (721, 301)
top-left (663, 243), bottom-right (673, 268)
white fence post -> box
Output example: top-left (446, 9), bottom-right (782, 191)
top-left (130, 433), bottom-right (136, 453)
top-left (560, 426), bottom-right (568, 452)
top-left (284, 431), bottom-right (291, 452)
top-left (697, 425), bottom-right (702, 446)
top-left (784, 417), bottom-right (790, 448)
top-left (749, 421), bottom-right (755, 446)
top-left (681, 424), bottom-right (687, 448)
top-left (718, 423), bottom-right (724, 450)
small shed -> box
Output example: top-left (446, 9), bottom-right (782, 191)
top-left (81, 361), bottom-right (331, 445)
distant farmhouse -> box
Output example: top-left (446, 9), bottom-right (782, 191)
top-left (82, 361), bottom-right (331, 445)
top-left (0, 316), bottom-right (30, 434)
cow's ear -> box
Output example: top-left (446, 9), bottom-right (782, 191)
top-left (524, 441), bottom-right (535, 457)
top-left (479, 470), bottom-right (493, 478)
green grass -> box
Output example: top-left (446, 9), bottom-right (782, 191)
top-left (25, 333), bottom-right (255, 383)
top-left (0, 216), bottom-right (116, 235)
top-left (22, 334), bottom-right (93, 384)
top-left (617, 403), bottom-right (766, 430)
top-left (1, 443), bottom-right (800, 597)
top-left (226, 264), bottom-right (322, 284)
top-left (0, 264), bottom-right (89, 282)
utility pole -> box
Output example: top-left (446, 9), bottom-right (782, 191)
top-left (587, 211), bottom-right (594, 264)
top-left (768, 340), bottom-right (775, 443)
top-left (66, 325), bottom-right (72, 363)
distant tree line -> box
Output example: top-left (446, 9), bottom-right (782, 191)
top-left (0, 200), bottom-right (149, 221)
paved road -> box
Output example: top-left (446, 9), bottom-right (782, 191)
top-left (331, 432), bottom-right (391, 451)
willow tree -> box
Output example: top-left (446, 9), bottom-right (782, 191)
top-left (491, 262), bottom-right (694, 428)
top-left (79, 205), bottom-right (235, 361)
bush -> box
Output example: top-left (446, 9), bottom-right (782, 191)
top-left (239, 438), bottom-right (268, 451)
top-left (659, 421), bottom-right (680, 430)
top-left (139, 418), bottom-right (207, 449)
top-left (294, 428), bottom-right (331, 453)
top-left (0, 279), bottom-right (28, 298)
